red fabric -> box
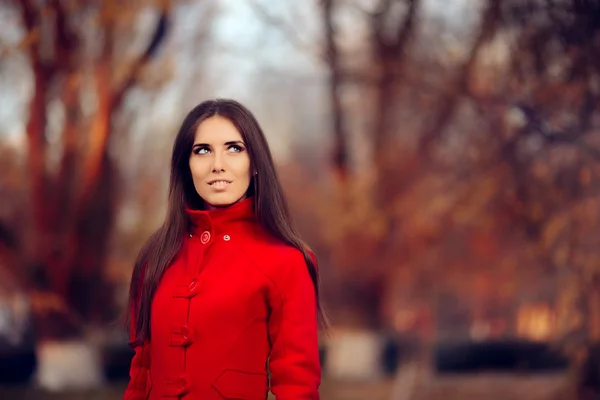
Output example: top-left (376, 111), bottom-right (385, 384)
top-left (124, 198), bottom-right (321, 400)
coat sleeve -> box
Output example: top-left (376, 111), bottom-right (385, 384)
top-left (267, 250), bottom-right (321, 400)
top-left (123, 316), bottom-right (151, 400)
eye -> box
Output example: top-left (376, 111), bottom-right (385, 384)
top-left (228, 144), bottom-right (245, 153)
top-left (193, 146), bottom-right (210, 155)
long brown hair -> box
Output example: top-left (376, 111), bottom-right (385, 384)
top-left (125, 99), bottom-right (325, 346)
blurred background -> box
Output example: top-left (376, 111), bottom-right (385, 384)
top-left (0, 0), bottom-right (599, 399)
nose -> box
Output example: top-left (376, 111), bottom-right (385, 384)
top-left (211, 152), bottom-right (224, 173)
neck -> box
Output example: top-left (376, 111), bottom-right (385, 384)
top-left (204, 194), bottom-right (248, 210)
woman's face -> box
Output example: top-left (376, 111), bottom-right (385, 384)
top-left (189, 116), bottom-right (251, 209)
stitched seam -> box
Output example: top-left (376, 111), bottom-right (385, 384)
top-left (222, 315), bottom-right (263, 361)
top-left (239, 244), bottom-right (290, 388)
top-left (221, 368), bottom-right (268, 375)
top-left (212, 367), bottom-right (269, 398)
top-left (238, 243), bottom-right (286, 302)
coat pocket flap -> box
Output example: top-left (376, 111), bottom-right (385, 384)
top-left (212, 369), bottom-right (268, 399)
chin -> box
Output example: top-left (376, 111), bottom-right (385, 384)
top-left (202, 193), bottom-right (245, 209)
top-left (207, 201), bottom-right (233, 208)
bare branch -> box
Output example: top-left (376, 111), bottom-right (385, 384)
top-left (113, 8), bottom-right (170, 110)
top-left (79, 2), bottom-right (172, 208)
top-left (346, 0), bottom-right (379, 16)
top-left (517, 104), bottom-right (600, 160)
top-left (17, 0), bottom-right (53, 262)
top-left (374, 0), bottom-right (394, 17)
top-left (322, 0), bottom-right (350, 181)
top-left (246, 0), bottom-right (325, 63)
top-left (50, 0), bottom-right (79, 70)
top-left (392, 0), bottom-right (417, 53)
top-left (371, 0), bottom-right (418, 55)
top-left (372, 0), bottom-right (418, 159)
top-left (417, 0), bottom-right (502, 158)
top-left (0, 27), bottom-right (39, 58)
top-left (17, 0), bottom-right (36, 31)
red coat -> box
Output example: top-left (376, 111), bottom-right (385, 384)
top-left (124, 198), bottom-right (321, 400)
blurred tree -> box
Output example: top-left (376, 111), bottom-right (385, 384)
top-left (309, 2), bottom-right (600, 391)
top-left (480, 1), bottom-right (600, 396)
top-left (0, 0), bottom-right (175, 390)
top-left (313, 0), bottom-right (504, 329)
top-left (6, 0), bottom-right (171, 340)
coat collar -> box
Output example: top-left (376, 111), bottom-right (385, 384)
top-left (185, 197), bottom-right (256, 237)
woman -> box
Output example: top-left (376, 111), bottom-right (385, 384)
top-left (123, 99), bottom-right (323, 400)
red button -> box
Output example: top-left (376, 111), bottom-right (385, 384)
top-left (200, 230), bottom-right (211, 244)
top-left (180, 324), bottom-right (193, 346)
top-left (165, 374), bottom-right (191, 396)
top-left (181, 324), bottom-right (190, 338)
top-left (169, 324), bottom-right (194, 347)
top-left (172, 278), bottom-right (200, 298)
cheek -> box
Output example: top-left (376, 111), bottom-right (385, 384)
top-left (234, 156), bottom-right (251, 179)
top-left (189, 158), bottom-right (205, 179)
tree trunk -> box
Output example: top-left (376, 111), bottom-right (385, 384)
top-left (322, 0), bottom-right (350, 182)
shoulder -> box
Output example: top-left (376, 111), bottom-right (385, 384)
top-left (241, 226), bottom-right (307, 270)
top-left (239, 226), bottom-right (311, 286)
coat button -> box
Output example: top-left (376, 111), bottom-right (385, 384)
top-left (223, 235), bottom-right (230, 241)
top-left (172, 278), bottom-right (200, 298)
top-left (169, 324), bottom-right (194, 347)
top-left (165, 374), bottom-right (191, 396)
top-left (189, 278), bottom-right (198, 292)
top-left (181, 324), bottom-right (191, 341)
top-left (200, 230), bottom-right (211, 244)
top-left (177, 375), bottom-right (190, 391)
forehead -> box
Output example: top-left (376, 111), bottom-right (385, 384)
top-left (194, 116), bottom-right (243, 143)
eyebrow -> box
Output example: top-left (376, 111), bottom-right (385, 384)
top-left (192, 140), bottom-right (245, 148)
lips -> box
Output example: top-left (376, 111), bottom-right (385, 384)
top-left (208, 180), bottom-right (232, 188)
